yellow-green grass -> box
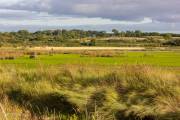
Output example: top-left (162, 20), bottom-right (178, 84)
top-left (0, 51), bottom-right (180, 68)
top-left (0, 50), bottom-right (180, 119)
top-left (0, 65), bottom-right (180, 120)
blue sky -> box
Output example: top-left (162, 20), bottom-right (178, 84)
top-left (0, 0), bottom-right (180, 32)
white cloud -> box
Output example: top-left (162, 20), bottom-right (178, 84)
top-left (0, 9), bottom-right (152, 26)
top-left (73, 4), bottom-right (100, 14)
top-left (0, 0), bottom-right (23, 6)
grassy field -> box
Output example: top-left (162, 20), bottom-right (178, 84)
top-left (0, 65), bottom-right (180, 120)
top-left (0, 51), bottom-right (180, 67)
top-left (0, 49), bottom-right (180, 120)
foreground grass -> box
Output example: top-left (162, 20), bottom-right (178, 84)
top-left (0, 65), bottom-right (180, 120)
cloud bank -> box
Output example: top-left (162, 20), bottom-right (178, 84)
top-left (0, 0), bottom-right (179, 32)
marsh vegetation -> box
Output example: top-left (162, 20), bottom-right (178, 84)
top-left (0, 64), bottom-right (180, 120)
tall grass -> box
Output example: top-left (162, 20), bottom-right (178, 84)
top-left (0, 65), bottom-right (179, 120)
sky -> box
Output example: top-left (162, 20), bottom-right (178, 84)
top-left (0, 0), bottom-right (180, 32)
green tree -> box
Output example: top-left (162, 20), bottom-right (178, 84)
top-left (112, 29), bottom-right (119, 36)
top-left (135, 30), bottom-right (142, 37)
top-left (18, 30), bottom-right (29, 35)
top-left (90, 39), bottom-right (96, 46)
top-left (163, 33), bottom-right (172, 40)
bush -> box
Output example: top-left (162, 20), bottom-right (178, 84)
top-left (163, 39), bottom-right (180, 46)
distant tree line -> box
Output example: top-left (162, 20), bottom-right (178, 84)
top-left (0, 29), bottom-right (179, 47)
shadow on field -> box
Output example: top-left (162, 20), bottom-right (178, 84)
top-left (7, 89), bottom-right (78, 116)
top-left (115, 111), bottom-right (155, 120)
top-left (6, 88), bottom-right (180, 120)
top-left (116, 109), bottom-right (180, 120)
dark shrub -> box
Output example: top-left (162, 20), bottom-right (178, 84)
top-left (163, 39), bottom-right (180, 46)
top-left (29, 52), bottom-right (37, 59)
top-left (5, 56), bottom-right (15, 60)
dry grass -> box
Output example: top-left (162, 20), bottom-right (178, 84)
top-left (27, 47), bottom-right (146, 51)
top-left (80, 51), bottom-right (124, 57)
top-left (0, 51), bottom-right (24, 60)
top-left (0, 65), bottom-right (179, 120)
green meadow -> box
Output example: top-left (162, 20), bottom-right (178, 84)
top-left (0, 51), bottom-right (180, 67)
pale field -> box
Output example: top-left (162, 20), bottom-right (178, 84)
top-left (96, 37), bottom-right (146, 41)
top-left (28, 46), bottom-right (146, 51)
